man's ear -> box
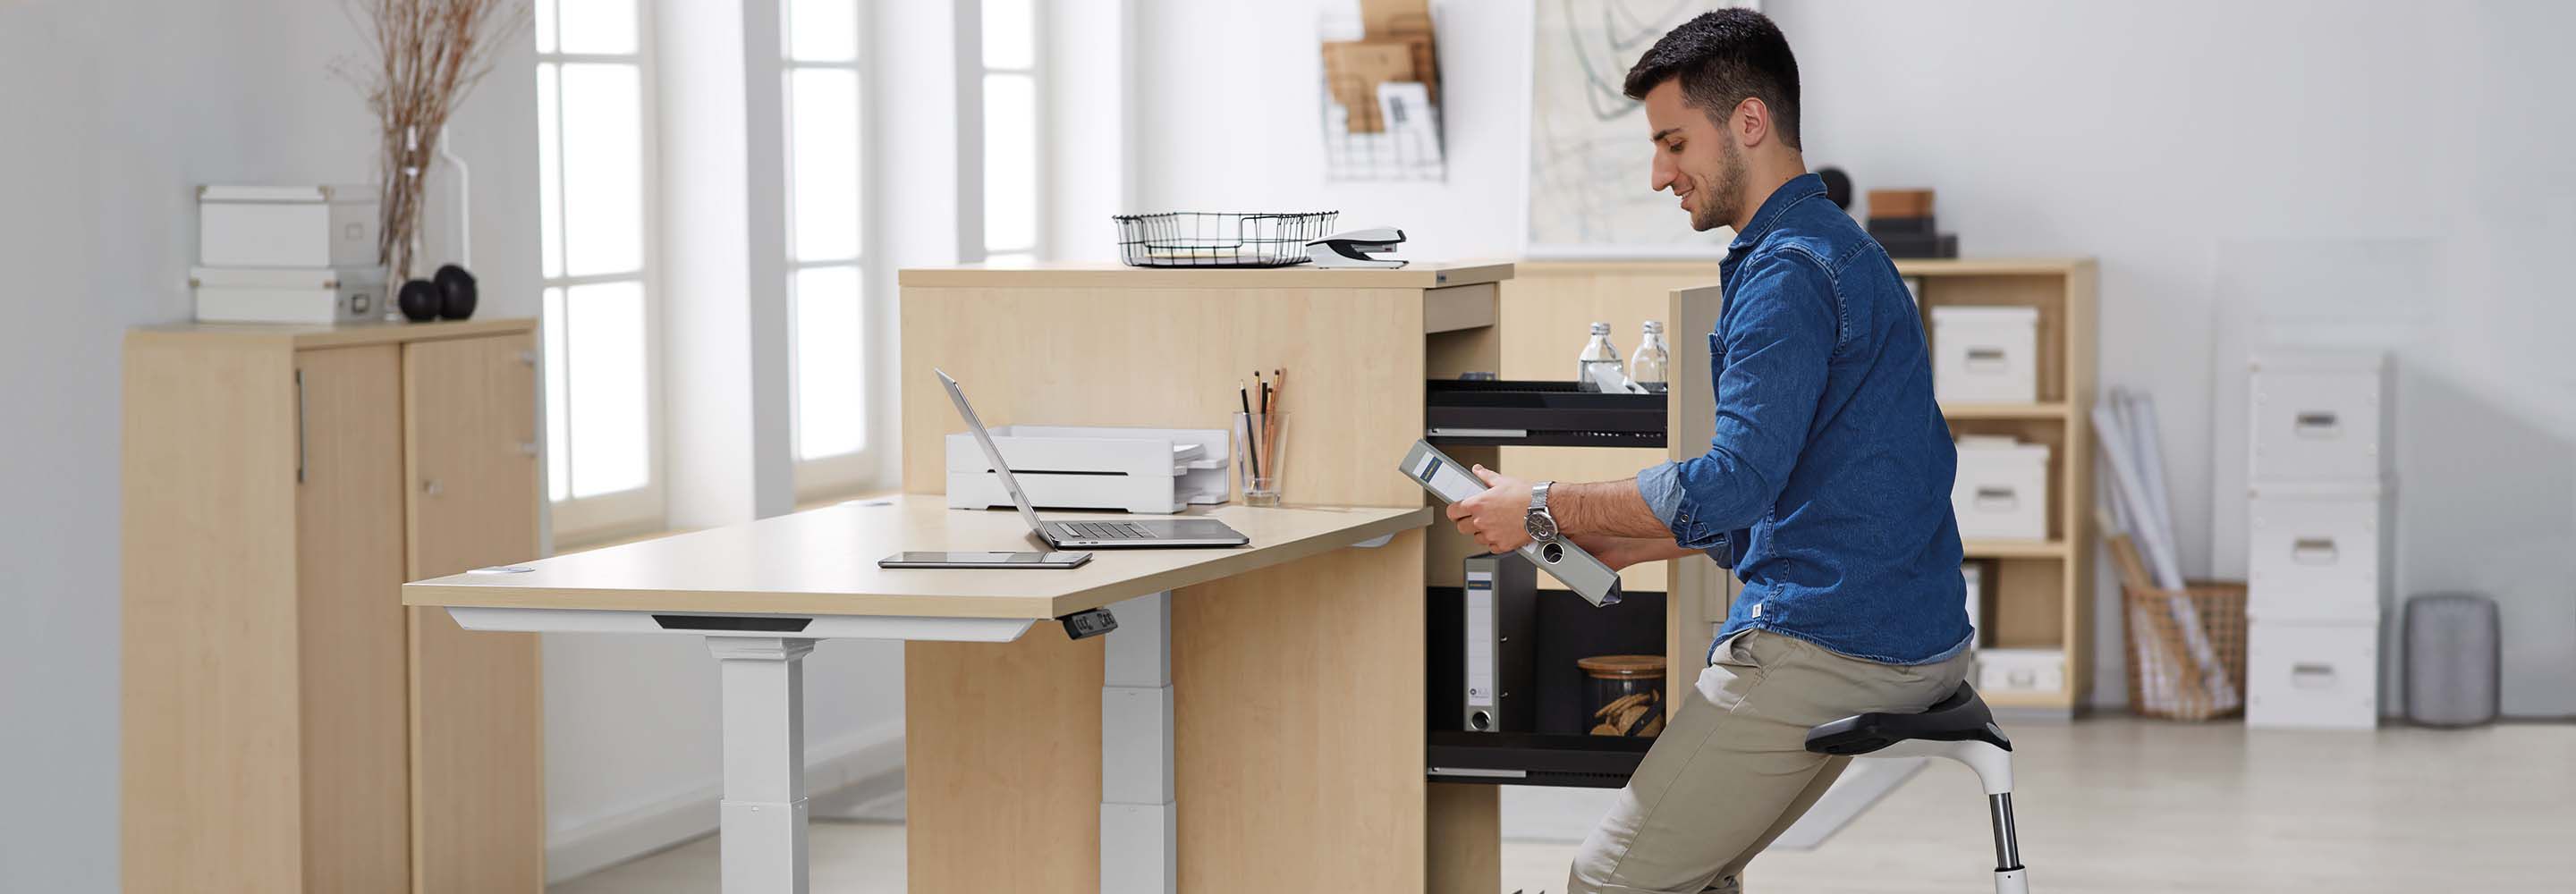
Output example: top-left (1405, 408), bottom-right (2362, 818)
top-left (1734, 97), bottom-right (1770, 148)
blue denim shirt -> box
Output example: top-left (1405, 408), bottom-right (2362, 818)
top-left (1635, 173), bottom-right (1971, 666)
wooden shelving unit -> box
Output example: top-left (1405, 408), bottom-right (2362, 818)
top-left (1508, 258), bottom-right (2099, 714)
top-left (1903, 257), bottom-right (2097, 714)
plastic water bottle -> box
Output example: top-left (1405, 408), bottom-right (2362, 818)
top-left (1576, 322), bottom-right (1622, 391)
top-left (1630, 321), bottom-right (1670, 388)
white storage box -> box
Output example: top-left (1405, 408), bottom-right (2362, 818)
top-left (191, 266), bottom-right (388, 325)
top-left (2247, 482), bottom-right (2391, 622)
top-left (1932, 306), bottom-right (2039, 403)
top-left (2249, 350), bottom-right (2390, 483)
top-left (1975, 648), bottom-right (2065, 695)
top-left (199, 184), bottom-right (378, 268)
top-left (2247, 620), bottom-right (2381, 730)
top-left (1961, 561), bottom-right (1987, 635)
top-left (1953, 436), bottom-right (2050, 541)
top-left (947, 425), bottom-right (1230, 514)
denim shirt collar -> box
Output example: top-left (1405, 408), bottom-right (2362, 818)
top-left (1725, 172), bottom-right (1829, 256)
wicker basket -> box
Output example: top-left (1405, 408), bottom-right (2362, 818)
top-left (2122, 580), bottom-right (2249, 721)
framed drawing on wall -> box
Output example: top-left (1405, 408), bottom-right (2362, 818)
top-left (1525, 0), bottom-right (1754, 258)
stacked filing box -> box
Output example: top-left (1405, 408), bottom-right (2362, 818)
top-left (2244, 351), bottom-right (2394, 729)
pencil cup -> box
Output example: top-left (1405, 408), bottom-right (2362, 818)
top-left (1232, 411), bottom-right (1287, 507)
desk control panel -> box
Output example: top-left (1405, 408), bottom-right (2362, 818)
top-left (1058, 608), bottom-right (1119, 640)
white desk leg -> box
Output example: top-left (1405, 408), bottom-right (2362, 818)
top-left (708, 637), bottom-right (817, 894)
top-left (1100, 592), bottom-right (1176, 894)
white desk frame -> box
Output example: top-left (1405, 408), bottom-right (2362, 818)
top-left (443, 532), bottom-right (1395, 894)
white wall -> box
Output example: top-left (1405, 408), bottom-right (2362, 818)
top-left (0, 1), bottom-right (535, 890)
top-left (1131, 0), bottom-right (2576, 715)
top-left (1769, 0), bottom-right (2576, 715)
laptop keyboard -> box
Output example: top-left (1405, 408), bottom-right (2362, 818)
top-left (1061, 521), bottom-right (1157, 540)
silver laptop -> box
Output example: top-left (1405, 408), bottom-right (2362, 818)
top-left (937, 368), bottom-right (1250, 549)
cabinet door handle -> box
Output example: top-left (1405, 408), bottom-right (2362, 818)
top-left (519, 441), bottom-right (539, 458)
top-left (422, 479), bottom-right (443, 497)
top-left (294, 369), bottom-right (308, 485)
top-left (518, 350), bottom-right (538, 367)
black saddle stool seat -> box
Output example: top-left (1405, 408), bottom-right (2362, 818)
top-left (1804, 682), bottom-right (2012, 755)
top-left (1798, 682), bottom-right (2030, 892)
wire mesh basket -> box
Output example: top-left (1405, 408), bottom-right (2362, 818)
top-left (1112, 211), bottom-right (1338, 268)
top-left (2123, 579), bottom-right (2249, 721)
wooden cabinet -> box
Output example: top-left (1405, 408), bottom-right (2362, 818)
top-left (123, 319), bottom-right (544, 894)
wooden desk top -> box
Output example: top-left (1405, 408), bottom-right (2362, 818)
top-left (403, 495), bottom-right (1429, 620)
top-left (898, 259), bottom-right (1513, 290)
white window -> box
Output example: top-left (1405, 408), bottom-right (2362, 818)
top-left (537, 0), bottom-right (664, 541)
top-left (783, 0), bottom-right (877, 497)
top-left (977, 0), bottom-right (1042, 264)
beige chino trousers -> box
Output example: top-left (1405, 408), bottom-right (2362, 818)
top-left (1567, 629), bottom-right (1973, 894)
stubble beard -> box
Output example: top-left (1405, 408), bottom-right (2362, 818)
top-left (1691, 139), bottom-right (1749, 232)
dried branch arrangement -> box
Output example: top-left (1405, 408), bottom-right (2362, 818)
top-left (336, 0), bottom-right (530, 282)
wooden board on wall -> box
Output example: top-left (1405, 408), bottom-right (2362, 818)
top-left (402, 334), bottom-right (545, 894)
top-left (1502, 264), bottom-right (1724, 381)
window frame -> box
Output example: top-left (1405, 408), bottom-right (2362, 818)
top-left (537, 0), bottom-right (670, 545)
top-left (781, 0), bottom-right (883, 501)
top-left (966, 0), bottom-right (1048, 264)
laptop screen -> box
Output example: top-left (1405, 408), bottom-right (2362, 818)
top-left (935, 368), bottom-right (1049, 537)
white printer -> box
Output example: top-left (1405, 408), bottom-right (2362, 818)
top-left (945, 425), bottom-right (1233, 514)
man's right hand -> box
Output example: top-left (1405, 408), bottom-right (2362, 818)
top-left (1568, 533), bottom-right (1697, 571)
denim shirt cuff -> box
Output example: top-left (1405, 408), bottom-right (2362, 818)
top-left (1636, 461), bottom-right (1687, 531)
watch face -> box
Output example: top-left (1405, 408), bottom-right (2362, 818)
top-left (1526, 512), bottom-right (1558, 542)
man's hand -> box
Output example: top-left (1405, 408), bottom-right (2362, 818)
top-left (1445, 464), bottom-right (1533, 554)
top-left (1568, 533), bottom-right (1697, 571)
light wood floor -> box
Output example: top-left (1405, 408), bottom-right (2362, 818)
top-left (552, 717), bottom-right (2576, 893)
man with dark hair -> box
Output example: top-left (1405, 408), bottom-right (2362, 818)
top-left (1445, 8), bottom-right (1972, 893)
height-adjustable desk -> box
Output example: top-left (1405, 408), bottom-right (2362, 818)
top-left (413, 259), bottom-right (1550, 893)
top-left (403, 497), bottom-right (1428, 894)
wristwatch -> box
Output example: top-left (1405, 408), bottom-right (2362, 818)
top-left (1525, 481), bottom-right (1560, 543)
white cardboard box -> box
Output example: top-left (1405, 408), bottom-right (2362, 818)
top-left (1953, 437), bottom-right (2049, 541)
top-left (199, 184), bottom-right (378, 268)
top-left (2247, 482), bottom-right (2390, 622)
top-left (2247, 619), bottom-right (2380, 730)
top-left (1976, 648), bottom-right (2065, 695)
top-left (2248, 350), bottom-right (2391, 483)
top-left (1932, 306), bottom-right (2038, 403)
top-left (192, 266), bottom-right (387, 325)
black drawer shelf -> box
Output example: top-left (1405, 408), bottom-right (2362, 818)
top-left (1427, 730), bottom-right (1651, 789)
top-left (1426, 379), bottom-right (1666, 449)
top-left (1426, 585), bottom-right (1667, 788)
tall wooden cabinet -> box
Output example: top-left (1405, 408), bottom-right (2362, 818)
top-left (123, 319), bottom-right (544, 894)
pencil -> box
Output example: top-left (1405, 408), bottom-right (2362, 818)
top-left (1239, 382), bottom-right (1261, 481)
top-left (1268, 367), bottom-right (1285, 483)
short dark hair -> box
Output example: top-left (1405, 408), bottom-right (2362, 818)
top-left (1622, 8), bottom-right (1801, 149)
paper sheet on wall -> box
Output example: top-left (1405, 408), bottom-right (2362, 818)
top-left (1526, 0), bottom-right (1751, 257)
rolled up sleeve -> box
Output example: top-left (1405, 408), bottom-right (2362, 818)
top-left (1660, 254), bottom-right (1840, 550)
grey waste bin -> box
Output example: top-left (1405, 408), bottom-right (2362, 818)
top-left (2402, 593), bottom-right (2500, 727)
